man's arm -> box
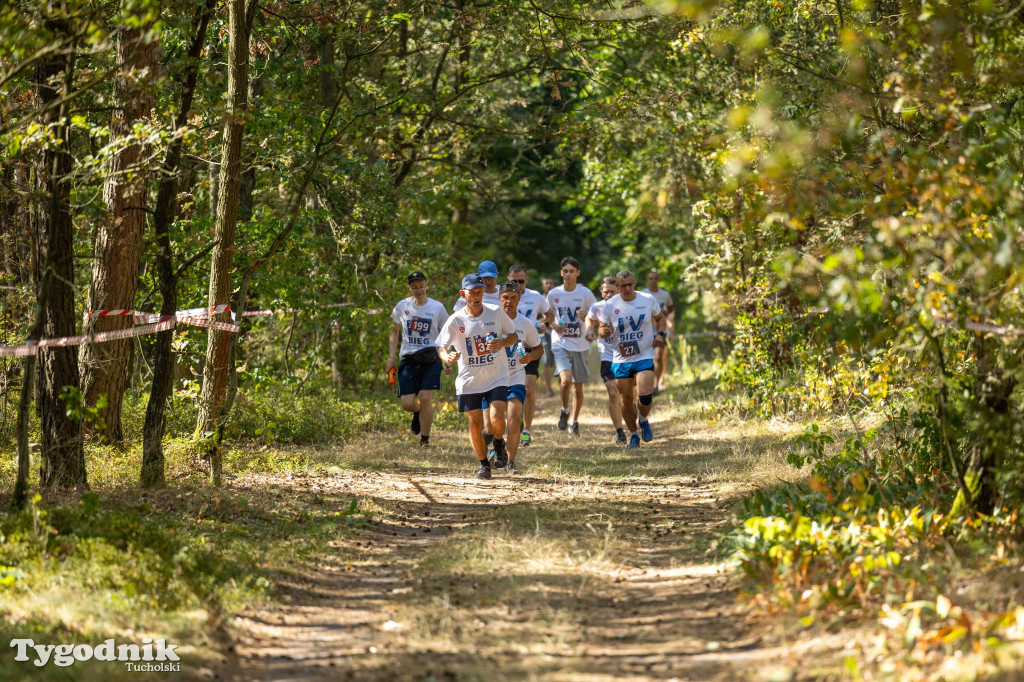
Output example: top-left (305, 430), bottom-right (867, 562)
top-left (652, 312), bottom-right (667, 347)
top-left (386, 322), bottom-right (402, 371)
top-left (488, 332), bottom-right (518, 351)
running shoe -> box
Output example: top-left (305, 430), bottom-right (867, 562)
top-left (640, 419), bottom-right (653, 443)
top-left (410, 411), bottom-right (421, 435)
top-left (520, 430), bottom-right (532, 447)
top-left (557, 410), bottom-right (569, 430)
top-left (569, 422), bottom-right (580, 437)
top-left (492, 439), bottom-right (509, 468)
top-left (474, 462), bottom-right (492, 479)
top-left (616, 429), bottom-right (627, 444)
top-left (505, 460), bottom-right (520, 475)
top-left (626, 434), bottom-right (641, 449)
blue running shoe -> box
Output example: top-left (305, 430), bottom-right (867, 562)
top-left (626, 434), bottom-right (641, 449)
top-left (640, 419), bottom-right (653, 442)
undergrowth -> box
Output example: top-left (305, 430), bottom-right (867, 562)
top-left (730, 418), bottom-right (1024, 679)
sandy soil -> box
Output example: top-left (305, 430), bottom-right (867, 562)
top-left (216, 389), bottom-right (812, 681)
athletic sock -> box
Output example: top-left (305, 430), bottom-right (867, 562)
top-left (616, 427), bottom-right (626, 437)
top-left (420, 435), bottom-right (429, 445)
top-left (560, 408), bottom-right (569, 416)
top-left (639, 415), bottom-right (649, 424)
top-left (632, 431), bottom-right (640, 439)
top-left (483, 431), bottom-right (494, 447)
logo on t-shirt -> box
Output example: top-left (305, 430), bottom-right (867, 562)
top-left (616, 314), bottom-right (646, 333)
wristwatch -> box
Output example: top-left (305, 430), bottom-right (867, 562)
top-left (656, 331), bottom-right (667, 339)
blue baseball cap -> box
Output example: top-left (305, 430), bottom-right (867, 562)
top-left (461, 273), bottom-right (484, 290)
top-left (477, 260), bottom-right (498, 278)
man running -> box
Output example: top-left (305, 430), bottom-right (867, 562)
top-left (508, 264), bottom-right (549, 449)
top-left (596, 270), bottom-right (667, 449)
top-left (586, 276), bottom-right (627, 443)
top-left (641, 270), bottom-right (676, 392)
top-left (454, 260), bottom-right (500, 311)
top-left (545, 257), bottom-right (596, 437)
top-left (436, 273), bottom-right (518, 479)
top-left (540, 276), bottom-right (557, 398)
top-left (496, 280), bottom-right (543, 473)
top-left (387, 271), bottom-right (449, 446)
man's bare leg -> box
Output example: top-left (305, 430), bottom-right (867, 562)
top-left (506, 399), bottom-right (523, 462)
top-left (571, 382), bottom-right (584, 422)
top-left (635, 370), bottom-right (656, 420)
top-left (524, 375), bottom-right (538, 431)
top-left (417, 391), bottom-right (434, 436)
top-left (489, 400), bottom-right (507, 440)
top-left (466, 410), bottom-right (488, 462)
top-left (604, 380), bottom-right (624, 430)
top-left (655, 345), bottom-right (669, 391)
top-left (617, 378), bottom-right (638, 433)
top-left (559, 369), bottom-right (573, 410)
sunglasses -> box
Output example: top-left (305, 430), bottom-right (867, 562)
top-left (512, 279), bottom-right (526, 284)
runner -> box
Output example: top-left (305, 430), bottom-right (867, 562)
top-left (454, 260), bottom-right (500, 312)
top-left (586, 276), bottom-right (627, 443)
top-left (436, 273), bottom-right (518, 479)
top-left (596, 270), bottom-right (667, 449)
top-left (496, 280), bottom-right (543, 473)
top-left (540, 276), bottom-right (557, 398)
top-left (544, 257), bottom-right (596, 437)
top-left (386, 271), bottom-right (450, 446)
top-left (454, 260), bottom-right (502, 451)
top-left (508, 264), bottom-right (550, 449)
top-left (641, 270), bottom-right (676, 392)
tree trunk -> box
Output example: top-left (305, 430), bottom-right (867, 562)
top-left (140, 0), bottom-right (217, 489)
top-left (196, 0), bottom-right (253, 485)
top-left (33, 19), bottom-right (85, 488)
top-left (80, 25), bottom-right (157, 442)
top-left (955, 335), bottom-right (1018, 515)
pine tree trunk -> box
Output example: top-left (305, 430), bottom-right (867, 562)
top-left (80, 26), bottom-right (157, 442)
top-left (140, 0), bottom-right (217, 488)
top-left (196, 0), bottom-right (253, 486)
top-left (34, 21), bottom-right (85, 488)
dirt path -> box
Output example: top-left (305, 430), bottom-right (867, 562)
top-left (219, 388), bottom-right (803, 681)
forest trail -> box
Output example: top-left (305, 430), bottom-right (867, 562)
top-left (218, 386), bottom-right (818, 681)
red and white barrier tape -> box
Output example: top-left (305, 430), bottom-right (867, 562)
top-left (0, 318), bottom-right (177, 358)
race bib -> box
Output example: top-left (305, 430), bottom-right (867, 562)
top-left (408, 316), bottom-right (432, 335)
top-left (562, 321), bottom-right (582, 338)
top-left (471, 336), bottom-right (491, 356)
top-left (619, 340), bottom-right (640, 357)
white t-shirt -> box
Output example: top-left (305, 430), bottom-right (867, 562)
top-left (587, 300), bottom-right (615, 362)
top-left (516, 288), bottom-right (550, 332)
top-left (453, 290), bottom-right (500, 312)
top-left (503, 314), bottom-right (542, 387)
top-left (546, 284), bottom-right (596, 352)
top-left (595, 292), bottom-right (662, 364)
top-left (390, 297), bottom-right (449, 358)
top-left (641, 287), bottom-right (673, 311)
top-left (435, 303), bottom-right (517, 395)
